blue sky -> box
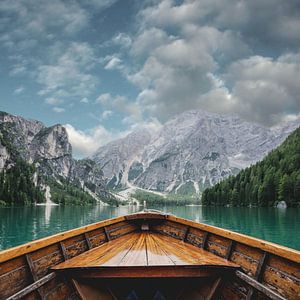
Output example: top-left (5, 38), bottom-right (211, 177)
top-left (0, 0), bottom-right (300, 157)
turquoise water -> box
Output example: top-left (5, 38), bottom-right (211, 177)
top-left (0, 205), bottom-right (299, 250)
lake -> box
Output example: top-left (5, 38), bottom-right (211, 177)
top-left (0, 205), bottom-right (299, 251)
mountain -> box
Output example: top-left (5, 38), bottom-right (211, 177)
top-left (92, 110), bottom-right (300, 194)
top-left (93, 129), bottom-right (152, 189)
top-left (202, 127), bottom-right (300, 207)
top-left (0, 111), bottom-right (113, 205)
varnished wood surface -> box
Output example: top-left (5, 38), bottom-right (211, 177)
top-left (0, 216), bottom-right (125, 263)
top-left (167, 215), bottom-right (300, 264)
top-left (1, 211), bottom-right (299, 300)
top-left (52, 232), bottom-right (238, 269)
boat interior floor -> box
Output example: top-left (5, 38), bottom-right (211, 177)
top-left (52, 231), bottom-right (239, 300)
top-left (52, 232), bottom-right (238, 273)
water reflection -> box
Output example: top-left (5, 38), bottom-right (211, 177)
top-left (0, 205), bottom-right (299, 250)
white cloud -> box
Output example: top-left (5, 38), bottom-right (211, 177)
top-left (223, 54), bottom-right (300, 125)
top-left (37, 42), bottom-right (97, 98)
top-left (45, 97), bottom-right (63, 105)
top-left (104, 56), bottom-right (123, 70)
top-left (96, 93), bottom-right (112, 105)
top-left (53, 107), bottom-right (65, 113)
top-left (64, 124), bottom-right (128, 158)
top-left (112, 33), bottom-right (132, 48)
top-left (13, 86), bottom-right (25, 94)
top-left (80, 97), bottom-right (89, 103)
top-left (101, 110), bottom-right (113, 120)
top-left (130, 27), bottom-right (172, 58)
top-left (9, 64), bottom-right (26, 76)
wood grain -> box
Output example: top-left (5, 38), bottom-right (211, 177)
top-left (52, 232), bottom-right (239, 271)
top-left (167, 215), bottom-right (300, 264)
top-left (0, 216), bottom-right (125, 263)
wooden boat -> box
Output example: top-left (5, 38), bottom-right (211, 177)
top-left (0, 210), bottom-right (299, 300)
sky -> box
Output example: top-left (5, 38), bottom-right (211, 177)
top-left (0, 0), bottom-right (300, 157)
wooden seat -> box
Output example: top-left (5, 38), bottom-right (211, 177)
top-left (52, 232), bottom-right (238, 278)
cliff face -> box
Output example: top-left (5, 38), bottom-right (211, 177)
top-left (92, 110), bottom-right (300, 194)
top-left (0, 111), bottom-right (107, 202)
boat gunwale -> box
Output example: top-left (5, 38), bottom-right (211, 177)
top-left (166, 215), bottom-right (300, 264)
top-left (0, 215), bottom-right (126, 263)
top-left (0, 211), bottom-right (299, 265)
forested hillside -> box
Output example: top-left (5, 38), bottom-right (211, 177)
top-left (202, 127), bottom-right (300, 207)
top-left (0, 159), bottom-right (44, 205)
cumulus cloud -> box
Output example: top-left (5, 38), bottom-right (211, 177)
top-left (64, 124), bottom-right (128, 158)
top-left (96, 93), bottom-right (112, 105)
top-left (104, 55), bottom-right (123, 70)
top-left (112, 33), bottom-right (132, 48)
top-left (53, 106), bottom-right (65, 113)
top-left (101, 110), bottom-right (113, 120)
top-left (37, 42), bottom-right (97, 98)
top-left (224, 54), bottom-right (300, 125)
top-left (80, 97), bottom-right (89, 103)
top-left (45, 97), bottom-right (63, 105)
top-left (139, 0), bottom-right (300, 50)
top-left (13, 86), bottom-right (25, 94)
top-left (115, 0), bottom-right (300, 125)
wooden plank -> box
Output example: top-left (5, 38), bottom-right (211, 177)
top-left (236, 270), bottom-right (286, 300)
top-left (202, 232), bottom-right (209, 249)
top-left (60, 266), bottom-right (225, 278)
top-left (267, 254), bottom-right (300, 278)
top-left (52, 232), bottom-right (239, 271)
top-left (72, 279), bottom-right (115, 300)
top-left (206, 235), bottom-right (229, 258)
top-left (84, 233), bottom-right (92, 250)
top-left (6, 273), bottom-right (56, 300)
top-left (0, 265), bottom-right (32, 299)
top-left (103, 227), bottom-right (110, 241)
top-left (262, 265), bottom-right (300, 300)
top-left (60, 241), bottom-right (68, 260)
top-left (255, 252), bottom-right (268, 281)
top-left (246, 251), bottom-right (269, 299)
top-left (25, 255), bottom-right (38, 281)
top-left (0, 216), bottom-right (125, 263)
top-left (206, 277), bottom-right (222, 300)
top-left (146, 234), bottom-right (175, 266)
top-left (25, 254), bottom-right (43, 299)
top-left (0, 256), bottom-right (27, 276)
top-left (108, 224), bottom-right (137, 240)
top-left (32, 249), bottom-right (64, 279)
top-left (225, 240), bottom-right (235, 260)
top-left (182, 226), bottom-right (190, 242)
top-left (145, 233), bottom-right (239, 268)
top-left (167, 215), bottom-right (300, 264)
top-left (118, 233), bottom-right (147, 266)
top-left (52, 234), bottom-right (140, 269)
top-left (125, 212), bottom-right (166, 220)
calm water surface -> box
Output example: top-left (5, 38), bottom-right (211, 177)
top-left (0, 205), bottom-right (299, 250)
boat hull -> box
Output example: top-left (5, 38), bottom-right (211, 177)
top-left (0, 211), bottom-right (299, 299)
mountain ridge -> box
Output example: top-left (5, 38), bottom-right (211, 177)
top-left (0, 111), bottom-right (113, 205)
top-left (92, 109), bottom-right (300, 194)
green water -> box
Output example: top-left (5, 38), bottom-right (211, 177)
top-left (0, 205), bottom-right (299, 251)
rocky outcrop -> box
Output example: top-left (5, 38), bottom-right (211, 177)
top-left (92, 110), bottom-right (300, 194)
top-left (92, 129), bottom-right (152, 188)
top-left (0, 111), bottom-right (109, 201)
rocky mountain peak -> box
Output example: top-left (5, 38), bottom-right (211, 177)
top-left (92, 109), bottom-right (300, 194)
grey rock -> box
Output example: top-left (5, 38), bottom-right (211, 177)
top-left (0, 111), bottom-right (109, 200)
top-left (92, 110), bottom-right (300, 193)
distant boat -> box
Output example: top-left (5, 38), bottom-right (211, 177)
top-left (0, 211), bottom-right (299, 299)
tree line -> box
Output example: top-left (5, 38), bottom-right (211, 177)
top-left (202, 127), bottom-right (300, 207)
top-left (0, 159), bottom-right (44, 206)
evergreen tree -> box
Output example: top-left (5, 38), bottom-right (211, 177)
top-left (202, 127), bottom-right (300, 207)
